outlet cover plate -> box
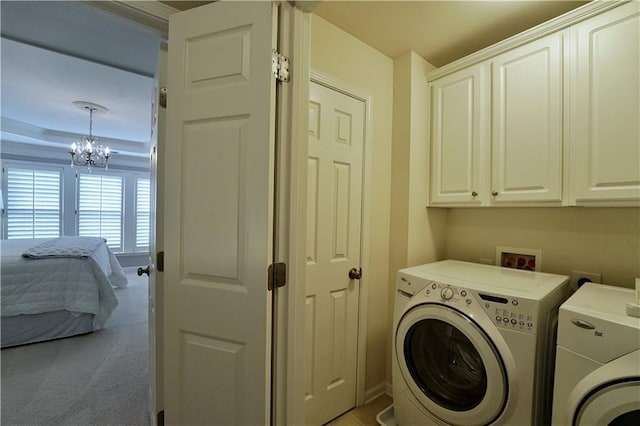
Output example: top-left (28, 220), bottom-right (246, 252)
top-left (570, 271), bottom-right (601, 291)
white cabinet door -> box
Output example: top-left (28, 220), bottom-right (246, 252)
top-left (570, 2), bottom-right (640, 205)
top-left (164, 2), bottom-right (277, 424)
top-left (491, 33), bottom-right (563, 204)
top-left (430, 65), bottom-right (487, 205)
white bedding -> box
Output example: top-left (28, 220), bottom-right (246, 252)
top-left (1, 238), bottom-right (128, 329)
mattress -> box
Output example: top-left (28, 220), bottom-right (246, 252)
top-left (1, 238), bottom-right (128, 346)
top-left (1, 311), bottom-right (94, 347)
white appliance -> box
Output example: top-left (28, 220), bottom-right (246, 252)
top-left (393, 260), bottom-right (569, 425)
top-left (551, 283), bottom-right (640, 426)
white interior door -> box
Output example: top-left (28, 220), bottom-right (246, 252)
top-left (164, 2), bottom-right (277, 425)
top-left (305, 81), bottom-right (365, 425)
top-left (148, 42), bottom-right (167, 426)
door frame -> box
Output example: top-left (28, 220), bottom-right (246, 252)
top-left (82, 1), bottom-right (312, 425)
top-left (307, 69), bottom-right (374, 407)
top-left (76, 1), bottom-right (375, 423)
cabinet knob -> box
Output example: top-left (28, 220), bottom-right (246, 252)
top-left (492, 191), bottom-right (499, 196)
top-left (471, 191), bottom-right (478, 197)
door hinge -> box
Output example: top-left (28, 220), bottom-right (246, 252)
top-left (272, 50), bottom-right (290, 82)
top-left (268, 262), bottom-right (286, 290)
top-left (159, 87), bottom-right (167, 109)
top-left (157, 251), bottom-right (164, 272)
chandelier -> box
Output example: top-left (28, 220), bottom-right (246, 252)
top-left (69, 101), bottom-right (111, 169)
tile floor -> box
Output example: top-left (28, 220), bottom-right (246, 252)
top-left (325, 394), bottom-right (393, 426)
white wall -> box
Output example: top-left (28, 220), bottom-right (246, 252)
top-left (311, 14), bottom-right (394, 395)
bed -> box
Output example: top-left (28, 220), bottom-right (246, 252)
top-left (1, 236), bottom-right (128, 348)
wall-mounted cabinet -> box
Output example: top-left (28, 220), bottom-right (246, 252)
top-left (430, 64), bottom-right (486, 205)
top-left (568, 2), bottom-right (640, 206)
top-left (429, 33), bottom-right (563, 207)
top-left (491, 33), bottom-right (563, 205)
top-left (427, 1), bottom-right (639, 207)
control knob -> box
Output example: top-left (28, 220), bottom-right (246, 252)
top-left (440, 287), bottom-right (455, 301)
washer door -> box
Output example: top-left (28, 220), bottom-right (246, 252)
top-left (396, 303), bottom-right (508, 426)
top-left (569, 349), bottom-right (640, 426)
top-left (573, 379), bottom-right (640, 426)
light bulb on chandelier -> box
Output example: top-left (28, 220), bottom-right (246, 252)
top-left (69, 101), bottom-right (111, 170)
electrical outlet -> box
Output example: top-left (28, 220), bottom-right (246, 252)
top-left (570, 271), bottom-right (602, 292)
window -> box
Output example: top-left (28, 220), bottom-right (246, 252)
top-left (77, 173), bottom-right (123, 251)
top-left (135, 177), bottom-right (150, 250)
top-left (4, 165), bottom-right (62, 239)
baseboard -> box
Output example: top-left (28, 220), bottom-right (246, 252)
top-left (364, 381), bottom-right (393, 405)
top-left (385, 381), bottom-right (393, 398)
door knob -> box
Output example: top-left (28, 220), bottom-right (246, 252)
top-left (348, 267), bottom-right (362, 280)
top-left (137, 266), bottom-right (150, 277)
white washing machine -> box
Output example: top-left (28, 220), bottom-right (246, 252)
top-left (393, 260), bottom-right (569, 426)
top-left (551, 283), bottom-right (640, 426)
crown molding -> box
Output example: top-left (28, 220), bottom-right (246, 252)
top-left (426, 0), bottom-right (626, 81)
top-left (78, 0), bottom-right (178, 39)
top-left (1, 117), bottom-right (150, 157)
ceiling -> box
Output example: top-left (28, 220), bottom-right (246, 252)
top-left (0, 1), bottom-right (161, 163)
top-left (162, 1), bottom-right (588, 66)
top-left (1, 0), bottom-right (588, 164)
top-left (313, 1), bottom-right (588, 67)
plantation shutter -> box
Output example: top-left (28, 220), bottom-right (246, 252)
top-left (135, 177), bottom-right (150, 250)
top-left (5, 166), bottom-right (62, 239)
top-left (77, 173), bottom-right (123, 251)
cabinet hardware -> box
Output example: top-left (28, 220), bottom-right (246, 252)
top-left (471, 191), bottom-right (478, 197)
top-left (492, 191), bottom-right (499, 196)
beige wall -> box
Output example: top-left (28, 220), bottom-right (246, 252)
top-left (445, 208), bottom-right (640, 288)
top-left (310, 15), bottom-right (394, 394)
top-left (387, 51), bottom-right (449, 384)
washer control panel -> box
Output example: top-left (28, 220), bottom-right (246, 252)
top-left (422, 281), bottom-right (538, 335)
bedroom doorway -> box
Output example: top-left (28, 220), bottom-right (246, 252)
top-left (0, 1), bottom-right (163, 425)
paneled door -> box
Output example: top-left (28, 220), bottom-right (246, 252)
top-left (164, 2), bottom-right (278, 425)
top-left (491, 32), bottom-right (563, 203)
top-left (429, 64), bottom-right (486, 205)
top-left (147, 43), bottom-right (166, 426)
top-left (305, 81), bottom-right (365, 425)
top-left (570, 1), bottom-right (640, 204)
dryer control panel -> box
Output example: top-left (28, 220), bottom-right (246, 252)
top-left (423, 281), bottom-right (539, 335)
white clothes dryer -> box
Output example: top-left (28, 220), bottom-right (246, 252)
top-left (393, 260), bottom-right (568, 426)
top-left (551, 283), bottom-right (640, 426)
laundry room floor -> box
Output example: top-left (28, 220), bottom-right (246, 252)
top-left (325, 394), bottom-right (392, 426)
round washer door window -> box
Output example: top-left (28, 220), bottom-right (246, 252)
top-left (396, 303), bottom-right (508, 425)
top-left (574, 379), bottom-right (640, 426)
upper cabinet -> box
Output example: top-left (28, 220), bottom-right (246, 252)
top-left (427, 1), bottom-right (639, 207)
top-left (491, 33), bottom-right (563, 205)
top-left (568, 2), bottom-right (640, 205)
top-left (430, 64), bottom-right (486, 205)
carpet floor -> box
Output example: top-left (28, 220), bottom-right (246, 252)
top-left (1, 270), bottom-right (150, 426)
